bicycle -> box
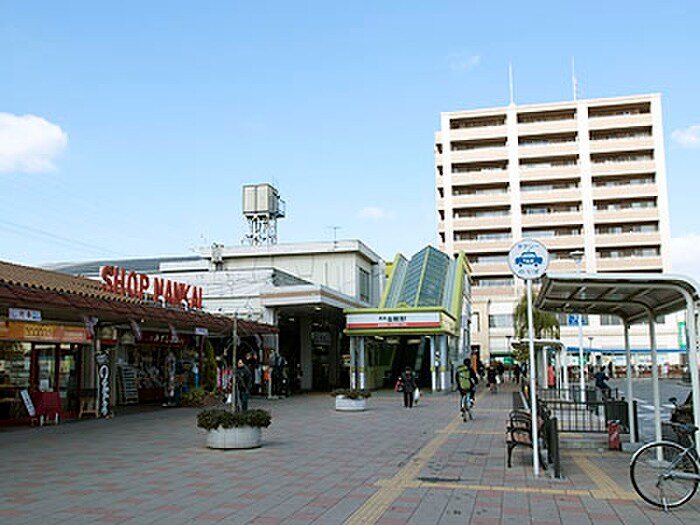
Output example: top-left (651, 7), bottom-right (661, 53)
top-left (460, 390), bottom-right (474, 422)
top-left (629, 422), bottom-right (700, 510)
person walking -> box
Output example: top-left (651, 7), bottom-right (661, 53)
top-left (486, 364), bottom-right (498, 394)
top-left (397, 367), bottom-right (418, 408)
top-left (455, 358), bottom-right (479, 410)
top-left (235, 358), bottom-right (252, 411)
top-left (513, 363), bottom-right (521, 385)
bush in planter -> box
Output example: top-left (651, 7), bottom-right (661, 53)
top-left (330, 389), bottom-right (372, 400)
top-left (181, 387), bottom-right (220, 407)
top-left (197, 408), bottom-right (271, 431)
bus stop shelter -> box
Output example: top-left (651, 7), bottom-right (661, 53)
top-left (535, 272), bottom-right (700, 452)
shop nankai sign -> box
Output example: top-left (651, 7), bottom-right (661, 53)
top-left (100, 266), bottom-right (203, 309)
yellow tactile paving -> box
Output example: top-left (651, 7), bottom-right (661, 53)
top-left (570, 454), bottom-right (638, 500)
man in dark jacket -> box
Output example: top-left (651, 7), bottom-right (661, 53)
top-left (235, 358), bottom-right (252, 410)
top-left (397, 367), bottom-right (418, 408)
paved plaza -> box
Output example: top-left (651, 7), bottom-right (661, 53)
top-left (1, 383), bottom-right (698, 524)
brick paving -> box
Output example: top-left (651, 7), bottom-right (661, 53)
top-left (0, 383), bottom-right (698, 524)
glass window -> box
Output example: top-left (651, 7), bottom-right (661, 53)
top-left (489, 314), bottom-right (514, 328)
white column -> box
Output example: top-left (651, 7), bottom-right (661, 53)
top-left (648, 312), bottom-right (662, 444)
top-left (539, 347), bottom-right (548, 389)
top-left (358, 336), bottom-right (366, 390)
top-left (681, 291), bottom-right (700, 455)
top-left (349, 337), bottom-right (357, 390)
top-left (440, 335), bottom-right (448, 391)
top-left (624, 322), bottom-right (636, 444)
top-left (555, 348), bottom-right (562, 391)
top-left (527, 279), bottom-right (540, 476)
top-left (430, 336), bottom-right (437, 392)
top-left (562, 345), bottom-right (570, 400)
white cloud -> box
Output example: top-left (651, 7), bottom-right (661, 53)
top-left (358, 206), bottom-right (392, 220)
top-left (0, 113), bottom-right (68, 173)
top-left (671, 125), bottom-right (700, 149)
top-left (448, 53), bottom-right (481, 72)
top-left (671, 234), bottom-right (700, 284)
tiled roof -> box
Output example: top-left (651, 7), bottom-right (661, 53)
top-left (0, 260), bottom-right (277, 335)
top-left (0, 260), bottom-right (137, 302)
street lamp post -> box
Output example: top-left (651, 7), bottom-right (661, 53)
top-left (571, 250), bottom-right (586, 402)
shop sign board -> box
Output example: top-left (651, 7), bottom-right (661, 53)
top-left (194, 327), bottom-right (209, 336)
top-left (20, 389), bottom-right (36, 417)
top-left (0, 321), bottom-right (90, 343)
top-left (9, 308), bottom-right (42, 322)
top-left (100, 265), bottom-right (203, 309)
top-left (346, 312), bottom-right (441, 330)
top-left (96, 350), bottom-right (111, 417)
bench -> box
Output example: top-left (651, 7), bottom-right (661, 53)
top-left (505, 404), bottom-right (549, 469)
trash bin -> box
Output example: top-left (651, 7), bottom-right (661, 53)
top-left (607, 420), bottom-right (621, 450)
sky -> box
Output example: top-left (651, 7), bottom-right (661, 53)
top-left (2, 1), bottom-right (700, 280)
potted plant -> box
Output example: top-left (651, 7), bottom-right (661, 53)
top-left (331, 389), bottom-right (371, 411)
top-left (197, 408), bottom-right (272, 449)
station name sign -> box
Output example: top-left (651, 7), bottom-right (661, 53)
top-left (100, 266), bottom-right (203, 309)
top-left (346, 312), bottom-right (442, 330)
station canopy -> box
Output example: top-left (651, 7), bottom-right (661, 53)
top-left (535, 272), bottom-right (700, 324)
top-left (344, 246), bottom-right (469, 337)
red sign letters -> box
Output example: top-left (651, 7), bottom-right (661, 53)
top-left (100, 266), bottom-right (203, 309)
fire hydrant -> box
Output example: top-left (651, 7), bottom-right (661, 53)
top-left (608, 420), bottom-right (621, 450)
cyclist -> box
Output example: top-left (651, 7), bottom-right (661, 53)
top-left (455, 358), bottom-right (479, 417)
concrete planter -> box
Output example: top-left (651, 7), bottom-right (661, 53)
top-left (206, 426), bottom-right (262, 449)
top-left (335, 395), bottom-right (368, 412)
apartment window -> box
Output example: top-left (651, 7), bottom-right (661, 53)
top-left (358, 268), bottom-right (370, 302)
top-left (597, 246), bottom-right (661, 259)
top-left (517, 109), bottom-right (576, 124)
top-left (595, 198), bottom-right (656, 211)
top-left (451, 138), bottom-right (507, 151)
top-left (593, 174), bottom-right (655, 187)
top-left (471, 312), bottom-right (480, 332)
top-left (489, 313), bottom-right (514, 329)
top-left (452, 160), bottom-right (508, 174)
top-left (600, 314), bottom-right (622, 326)
top-left (455, 207), bottom-right (510, 219)
top-left (450, 115), bottom-right (506, 129)
top-left (474, 277), bottom-right (514, 288)
top-left (520, 180), bottom-right (579, 192)
top-left (471, 254), bottom-right (508, 264)
top-left (454, 185), bottom-right (508, 196)
top-left (595, 223), bottom-right (658, 235)
top-left (522, 203), bottom-right (580, 215)
top-left (591, 151), bottom-right (654, 164)
top-left (519, 132), bottom-right (577, 146)
top-left (589, 126), bottom-right (652, 141)
top-left (519, 155), bottom-right (578, 169)
top-left (435, 143), bottom-right (443, 154)
top-left (549, 250), bottom-right (584, 261)
top-left (523, 226), bottom-right (581, 238)
top-left (588, 102), bottom-right (650, 118)
top-left (437, 165), bottom-right (443, 176)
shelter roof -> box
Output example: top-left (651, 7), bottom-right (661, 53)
top-left (535, 272), bottom-right (700, 324)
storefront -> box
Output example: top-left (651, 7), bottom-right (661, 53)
top-left (0, 260), bottom-right (276, 425)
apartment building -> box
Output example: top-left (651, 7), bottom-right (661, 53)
top-left (435, 94), bottom-right (680, 366)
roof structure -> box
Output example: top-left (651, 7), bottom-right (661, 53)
top-left (535, 272), bottom-right (700, 324)
top-left (0, 260), bottom-right (276, 335)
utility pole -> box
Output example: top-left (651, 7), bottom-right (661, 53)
top-left (231, 316), bottom-right (238, 412)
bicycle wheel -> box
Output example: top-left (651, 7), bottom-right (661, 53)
top-left (630, 441), bottom-right (699, 509)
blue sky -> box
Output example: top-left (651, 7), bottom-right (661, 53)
top-left (2, 1), bottom-right (700, 277)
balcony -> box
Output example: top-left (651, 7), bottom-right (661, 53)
top-left (451, 192), bottom-right (510, 208)
top-left (589, 136), bottom-right (654, 154)
top-left (452, 215), bottom-right (512, 230)
top-left (587, 113), bottom-right (653, 131)
top-left (450, 147), bottom-right (509, 164)
top-left (593, 183), bottom-right (658, 201)
top-left (594, 208), bottom-right (659, 224)
top-left (537, 235), bottom-right (585, 250)
top-left (518, 142), bottom-right (579, 159)
top-left (595, 232), bottom-right (661, 248)
top-left (455, 239), bottom-right (513, 253)
top-left (521, 211), bottom-right (583, 227)
top-left (468, 261), bottom-right (511, 274)
top-left (449, 125), bottom-right (508, 141)
top-left (520, 188), bottom-right (581, 205)
top-left (518, 119), bottom-right (577, 135)
top-left (451, 171), bottom-right (510, 186)
top-left (596, 256), bottom-right (663, 272)
top-left (519, 165), bottom-right (580, 182)
top-left (591, 160), bottom-right (656, 176)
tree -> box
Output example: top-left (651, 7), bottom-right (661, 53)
top-left (512, 291), bottom-right (560, 362)
top-left (203, 339), bottom-right (218, 392)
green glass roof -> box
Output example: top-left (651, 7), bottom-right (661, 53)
top-left (384, 246), bottom-right (453, 309)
